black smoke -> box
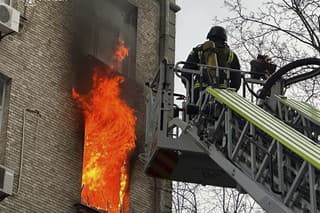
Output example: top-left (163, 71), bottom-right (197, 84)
top-left (72, 0), bottom-right (137, 94)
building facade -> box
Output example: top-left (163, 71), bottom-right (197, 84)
top-left (0, 0), bottom-right (178, 212)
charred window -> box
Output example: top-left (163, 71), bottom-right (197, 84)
top-left (74, 0), bottom-right (137, 80)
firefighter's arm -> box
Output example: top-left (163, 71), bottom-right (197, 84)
top-left (229, 52), bottom-right (241, 91)
top-left (182, 49), bottom-right (199, 86)
top-left (230, 51), bottom-right (240, 69)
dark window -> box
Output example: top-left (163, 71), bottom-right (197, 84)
top-left (0, 75), bottom-right (10, 164)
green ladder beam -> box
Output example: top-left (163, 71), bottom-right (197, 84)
top-left (278, 96), bottom-right (320, 125)
top-left (206, 87), bottom-right (320, 170)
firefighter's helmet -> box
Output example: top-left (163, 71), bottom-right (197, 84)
top-left (207, 26), bottom-right (227, 42)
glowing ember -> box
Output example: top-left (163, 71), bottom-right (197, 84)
top-left (72, 38), bottom-right (136, 212)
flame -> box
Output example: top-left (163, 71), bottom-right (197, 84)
top-left (72, 38), bottom-right (136, 212)
top-left (113, 38), bottom-right (129, 67)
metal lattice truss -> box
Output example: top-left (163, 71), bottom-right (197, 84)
top-left (204, 88), bottom-right (320, 213)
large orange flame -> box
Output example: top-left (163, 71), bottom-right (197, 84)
top-left (72, 38), bottom-right (136, 212)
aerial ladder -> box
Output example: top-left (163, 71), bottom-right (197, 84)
top-left (144, 58), bottom-right (320, 213)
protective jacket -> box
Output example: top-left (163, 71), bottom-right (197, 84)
top-left (182, 40), bottom-right (241, 91)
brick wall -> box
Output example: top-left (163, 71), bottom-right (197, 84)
top-left (0, 0), bottom-right (177, 212)
top-left (0, 1), bottom-right (82, 212)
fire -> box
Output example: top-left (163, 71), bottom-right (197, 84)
top-left (72, 38), bottom-right (136, 212)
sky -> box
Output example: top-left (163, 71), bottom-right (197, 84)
top-left (175, 0), bottom-right (258, 61)
top-left (175, 0), bottom-right (230, 94)
top-left (175, 0), bottom-right (226, 62)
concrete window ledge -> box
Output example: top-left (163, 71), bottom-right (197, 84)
top-left (74, 203), bottom-right (107, 213)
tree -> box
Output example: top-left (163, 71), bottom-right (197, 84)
top-left (218, 0), bottom-right (320, 64)
top-left (172, 182), bottom-right (198, 213)
top-left (171, 182), bottom-right (264, 213)
top-left (215, 0), bottom-right (320, 104)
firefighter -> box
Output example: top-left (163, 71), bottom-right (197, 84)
top-left (250, 54), bottom-right (277, 80)
top-left (182, 26), bottom-right (241, 102)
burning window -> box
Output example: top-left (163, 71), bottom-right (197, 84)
top-left (73, 1), bottom-right (138, 212)
top-left (73, 39), bottom-right (136, 212)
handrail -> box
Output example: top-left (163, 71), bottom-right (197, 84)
top-left (174, 61), bottom-right (254, 75)
top-left (277, 96), bottom-right (320, 125)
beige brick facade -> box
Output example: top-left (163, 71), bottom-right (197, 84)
top-left (0, 0), bottom-right (176, 212)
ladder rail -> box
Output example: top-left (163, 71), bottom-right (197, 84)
top-left (277, 96), bottom-right (320, 143)
top-left (277, 97), bottom-right (320, 125)
top-left (205, 87), bottom-right (320, 212)
top-left (207, 87), bottom-right (320, 169)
